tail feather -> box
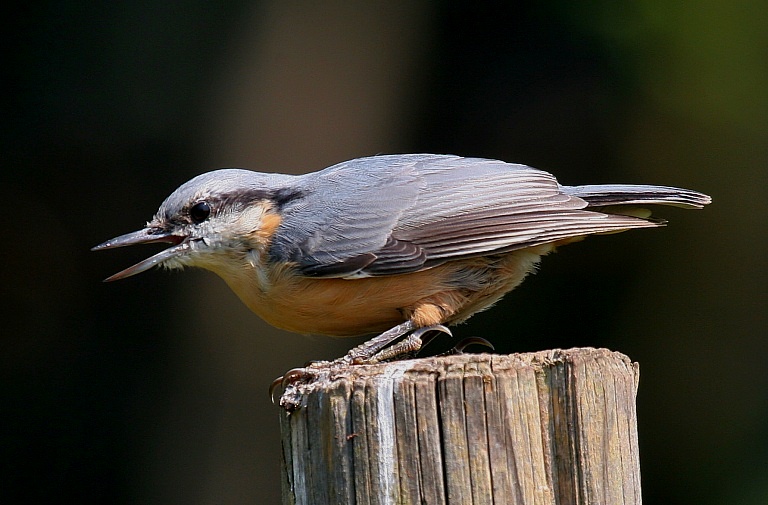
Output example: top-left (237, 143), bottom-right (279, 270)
top-left (563, 184), bottom-right (712, 209)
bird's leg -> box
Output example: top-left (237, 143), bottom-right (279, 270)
top-left (271, 321), bottom-right (417, 407)
top-left (366, 324), bottom-right (452, 364)
top-left (273, 321), bottom-right (454, 410)
top-left (344, 320), bottom-right (416, 363)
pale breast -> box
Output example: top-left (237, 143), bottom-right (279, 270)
top-left (210, 245), bottom-right (554, 337)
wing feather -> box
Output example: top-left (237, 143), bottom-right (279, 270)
top-left (269, 154), bottom-right (684, 278)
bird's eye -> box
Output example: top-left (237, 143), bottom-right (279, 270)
top-left (189, 201), bottom-right (211, 223)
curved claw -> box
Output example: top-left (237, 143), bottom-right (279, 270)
top-left (413, 324), bottom-right (453, 354)
top-left (283, 367), bottom-right (315, 384)
top-left (450, 336), bottom-right (495, 354)
top-left (268, 367), bottom-right (319, 404)
top-left (413, 324), bottom-right (452, 339)
top-left (269, 375), bottom-right (285, 404)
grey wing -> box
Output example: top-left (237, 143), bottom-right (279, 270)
top-left (268, 155), bottom-right (424, 276)
top-left (270, 154), bottom-right (696, 278)
top-left (371, 157), bottom-right (671, 274)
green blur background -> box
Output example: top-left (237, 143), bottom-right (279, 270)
top-left (4, 1), bottom-right (766, 503)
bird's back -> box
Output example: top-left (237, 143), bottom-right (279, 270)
top-left (270, 154), bottom-right (709, 280)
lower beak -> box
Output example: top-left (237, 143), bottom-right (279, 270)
top-left (92, 229), bottom-right (187, 282)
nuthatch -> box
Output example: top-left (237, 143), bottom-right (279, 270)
top-left (94, 154), bottom-right (710, 365)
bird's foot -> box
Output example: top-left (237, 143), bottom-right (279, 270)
top-left (269, 360), bottom-right (339, 411)
top-left (364, 324), bottom-right (452, 364)
top-left (271, 322), bottom-right (457, 410)
top-left (343, 321), bottom-right (417, 363)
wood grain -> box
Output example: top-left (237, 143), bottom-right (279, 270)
top-left (280, 348), bottom-right (641, 505)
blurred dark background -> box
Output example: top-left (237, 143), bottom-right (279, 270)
top-left (4, 1), bottom-right (766, 503)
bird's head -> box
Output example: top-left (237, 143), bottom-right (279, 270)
top-left (93, 169), bottom-right (297, 281)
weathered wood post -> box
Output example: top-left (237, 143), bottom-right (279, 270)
top-left (279, 347), bottom-right (641, 505)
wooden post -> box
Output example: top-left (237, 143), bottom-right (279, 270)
top-left (279, 347), bottom-right (641, 505)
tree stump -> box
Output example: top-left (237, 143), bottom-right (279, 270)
top-left (279, 347), bottom-right (641, 505)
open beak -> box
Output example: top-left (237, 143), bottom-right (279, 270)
top-left (92, 228), bottom-right (187, 282)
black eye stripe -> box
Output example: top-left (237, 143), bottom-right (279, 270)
top-left (189, 201), bottom-right (211, 223)
top-left (180, 188), bottom-right (303, 225)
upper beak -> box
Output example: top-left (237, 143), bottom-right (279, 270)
top-left (92, 228), bottom-right (187, 282)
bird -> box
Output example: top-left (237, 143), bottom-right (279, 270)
top-left (94, 154), bottom-right (710, 367)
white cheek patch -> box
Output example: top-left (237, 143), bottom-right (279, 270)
top-left (232, 205), bottom-right (271, 234)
